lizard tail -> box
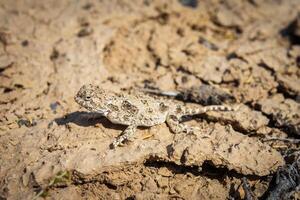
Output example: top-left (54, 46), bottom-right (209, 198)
top-left (180, 105), bottom-right (238, 116)
top-left (203, 105), bottom-right (235, 112)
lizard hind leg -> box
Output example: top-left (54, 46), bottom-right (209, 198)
top-left (166, 114), bottom-right (199, 134)
top-left (111, 124), bottom-right (137, 149)
top-left (166, 104), bottom-right (235, 134)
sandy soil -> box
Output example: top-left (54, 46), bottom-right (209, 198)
top-left (0, 0), bottom-right (300, 199)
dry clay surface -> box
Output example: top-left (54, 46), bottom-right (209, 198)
top-left (0, 0), bottom-right (300, 199)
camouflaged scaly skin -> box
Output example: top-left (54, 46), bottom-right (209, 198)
top-left (75, 84), bottom-right (236, 148)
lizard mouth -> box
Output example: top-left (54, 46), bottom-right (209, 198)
top-left (74, 96), bottom-right (109, 115)
top-left (74, 96), bottom-right (84, 106)
top-left (74, 96), bottom-right (93, 111)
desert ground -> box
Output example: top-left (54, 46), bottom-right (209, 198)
top-left (0, 0), bottom-right (300, 199)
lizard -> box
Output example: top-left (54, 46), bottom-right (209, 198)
top-left (75, 84), bottom-right (237, 148)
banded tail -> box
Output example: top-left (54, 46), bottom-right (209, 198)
top-left (180, 105), bottom-right (237, 116)
top-left (203, 105), bottom-right (235, 112)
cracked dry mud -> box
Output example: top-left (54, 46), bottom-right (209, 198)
top-left (0, 0), bottom-right (300, 199)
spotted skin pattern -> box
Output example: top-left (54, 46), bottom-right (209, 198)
top-left (75, 84), bottom-right (236, 148)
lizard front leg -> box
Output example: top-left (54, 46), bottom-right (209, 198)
top-left (111, 124), bottom-right (137, 148)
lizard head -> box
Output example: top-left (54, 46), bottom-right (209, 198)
top-left (75, 84), bottom-right (110, 115)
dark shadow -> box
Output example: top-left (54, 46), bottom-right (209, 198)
top-left (144, 158), bottom-right (264, 182)
top-left (54, 111), bottom-right (159, 149)
top-left (54, 111), bottom-right (124, 131)
top-left (280, 15), bottom-right (300, 45)
top-left (179, 0), bottom-right (198, 8)
top-left (166, 144), bottom-right (174, 158)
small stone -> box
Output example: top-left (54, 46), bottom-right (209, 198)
top-left (142, 177), bottom-right (158, 192)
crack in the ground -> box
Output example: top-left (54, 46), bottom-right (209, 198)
top-left (252, 102), bottom-right (300, 138)
top-left (144, 156), bottom-right (266, 181)
top-left (146, 28), bottom-right (161, 70)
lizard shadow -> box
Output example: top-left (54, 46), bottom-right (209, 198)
top-left (54, 111), bottom-right (125, 131)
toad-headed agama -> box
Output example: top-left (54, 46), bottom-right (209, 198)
top-left (75, 84), bottom-right (237, 148)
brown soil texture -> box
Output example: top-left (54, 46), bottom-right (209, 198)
top-left (0, 0), bottom-right (300, 199)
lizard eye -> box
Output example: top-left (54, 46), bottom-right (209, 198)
top-left (85, 96), bottom-right (91, 101)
